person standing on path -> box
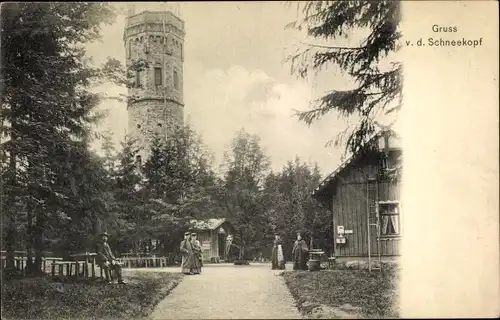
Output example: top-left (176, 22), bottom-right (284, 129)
top-left (180, 232), bottom-right (197, 275)
top-left (95, 232), bottom-right (126, 284)
top-left (292, 231), bottom-right (309, 271)
top-left (191, 232), bottom-right (203, 274)
top-left (271, 234), bottom-right (285, 270)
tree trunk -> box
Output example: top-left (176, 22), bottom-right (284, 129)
top-left (5, 141), bottom-right (17, 270)
top-left (5, 225), bottom-right (16, 269)
top-left (239, 238), bottom-right (245, 260)
top-left (25, 163), bottom-right (35, 275)
top-left (25, 205), bottom-right (34, 275)
top-left (34, 205), bottom-right (45, 275)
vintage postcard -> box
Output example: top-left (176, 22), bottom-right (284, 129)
top-left (1, 1), bottom-right (498, 319)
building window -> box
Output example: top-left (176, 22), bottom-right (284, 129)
top-left (173, 70), bottom-right (179, 90)
top-left (380, 154), bottom-right (389, 171)
top-left (129, 41), bottom-right (132, 56)
top-left (157, 123), bottom-right (162, 127)
top-left (154, 67), bottom-right (162, 86)
top-left (137, 124), bottom-right (141, 129)
top-left (378, 202), bottom-right (400, 237)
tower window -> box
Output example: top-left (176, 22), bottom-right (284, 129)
top-left (154, 67), bottom-right (162, 86)
top-left (129, 41), bottom-right (132, 56)
top-left (173, 70), bottom-right (179, 90)
top-left (157, 123), bottom-right (162, 127)
top-left (135, 155), bottom-right (142, 169)
top-left (136, 71), bottom-right (141, 87)
top-left (137, 124), bottom-right (141, 129)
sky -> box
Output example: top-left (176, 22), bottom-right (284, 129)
top-left (85, 1), bottom-right (396, 175)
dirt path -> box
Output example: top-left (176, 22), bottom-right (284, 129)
top-left (147, 263), bottom-right (302, 319)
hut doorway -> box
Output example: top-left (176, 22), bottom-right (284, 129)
top-left (218, 227), bottom-right (226, 260)
top-left (189, 218), bottom-right (235, 262)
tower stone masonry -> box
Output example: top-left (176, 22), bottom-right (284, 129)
top-left (124, 10), bottom-right (185, 162)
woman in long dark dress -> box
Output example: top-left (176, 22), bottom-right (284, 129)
top-left (180, 232), bottom-right (197, 275)
top-left (271, 234), bottom-right (286, 270)
top-left (190, 232), bottom-right (202, 274)
top-left (292, 232), bottom-right (309, 270)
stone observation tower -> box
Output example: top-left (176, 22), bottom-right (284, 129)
top-left (124, 4), bottom-right (185, 162)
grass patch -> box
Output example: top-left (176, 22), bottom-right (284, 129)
top-left (283, 269), bottom-right (399, 318)
top-left (1, 271), bottom-right (184, 319)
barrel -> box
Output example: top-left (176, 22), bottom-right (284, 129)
top-left (308, 259), bottom-right (321, 272)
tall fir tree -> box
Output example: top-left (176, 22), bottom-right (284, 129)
top-left (222, 129), bottom-right (271, 260)
top-left (286, 1), bottom-right (402, 155)
top-left (0, 2), bottom-right (116, 274)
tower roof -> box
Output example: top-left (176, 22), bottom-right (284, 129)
top-left (125, 10), bottom-right (184, 29)
top-left (126, 3), bottom-right (182, 19)
top-left (123, 9), bottom-right (185, 42)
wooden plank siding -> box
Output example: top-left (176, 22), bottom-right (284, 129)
top-left (333, 150), bottom-right (402, 257)
top-left (211, 230), bottom-right (218, 259)
top-left (196, 221), bottom-right (236, 262)
top-left (198, 231), bottom-right (212, 261)
top-left (197, 230), bottom-right (218, 262)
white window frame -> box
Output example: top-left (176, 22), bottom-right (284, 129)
top-left (377, 200), bottom-right (402, 239)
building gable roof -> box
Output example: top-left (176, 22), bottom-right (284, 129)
top-left (313, 128), bottom-right (401, 198)
top-left (190, 218), bottom-right (228, 231)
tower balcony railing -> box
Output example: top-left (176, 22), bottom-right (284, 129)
top-left (126, 11), bottom-right (184, 31)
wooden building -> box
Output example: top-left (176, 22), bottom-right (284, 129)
top-left (190, 218), bottom-right (235, 262)
top-left (312, 129), bottom-right (402, 258)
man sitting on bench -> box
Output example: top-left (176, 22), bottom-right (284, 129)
top-left (95, 232), bottom-right (125, 284)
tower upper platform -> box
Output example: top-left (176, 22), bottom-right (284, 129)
top-left (123, 10), bottom-right (185, 42)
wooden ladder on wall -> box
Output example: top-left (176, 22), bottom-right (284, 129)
top-left (367, 178), bottom-right (382, 271)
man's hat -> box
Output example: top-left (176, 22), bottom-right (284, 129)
top-left (191, 232), bottom-right (197, 236)
top-left (184, 232), bottom-right (190, 235)
top-left (100, 231), bottom-right (110, 237)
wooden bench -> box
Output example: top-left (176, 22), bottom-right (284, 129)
top-left (121, 256), bottom-right (168, 268)
top-left (51, 260), bottom-right (119, 281)
top-left (1, 256), bottom-right (29, 273)
top-left (70, 252), bottom-right (99, 280)
top-left (51, 253), bottom-right (119, 280)
top-left (51, 260), bottom-right (81, 278)
top-left (1, 256), bottom-right (63, 275)
top-left (43, 257), bottom-right (63, 272)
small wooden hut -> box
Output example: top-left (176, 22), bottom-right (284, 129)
top-left (312, 129), bottom-right (402, 259)
top-left (190, 218), bottom-right (235, 262)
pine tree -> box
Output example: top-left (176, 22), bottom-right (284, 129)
top-left (0, 2), bottom-right (116, 274)
top-left (139, 125), bottom-right (219, 256)
top-left (286, 1), bottom-right (402, 155)
top-left (101, 130), bottom-right (117, 175)
top-left (222, 129), bottom-right (271, 260)
top-left (110, 135), bottom-right (142, 251)
top-left (262, 158), bottom-right (333, 259)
